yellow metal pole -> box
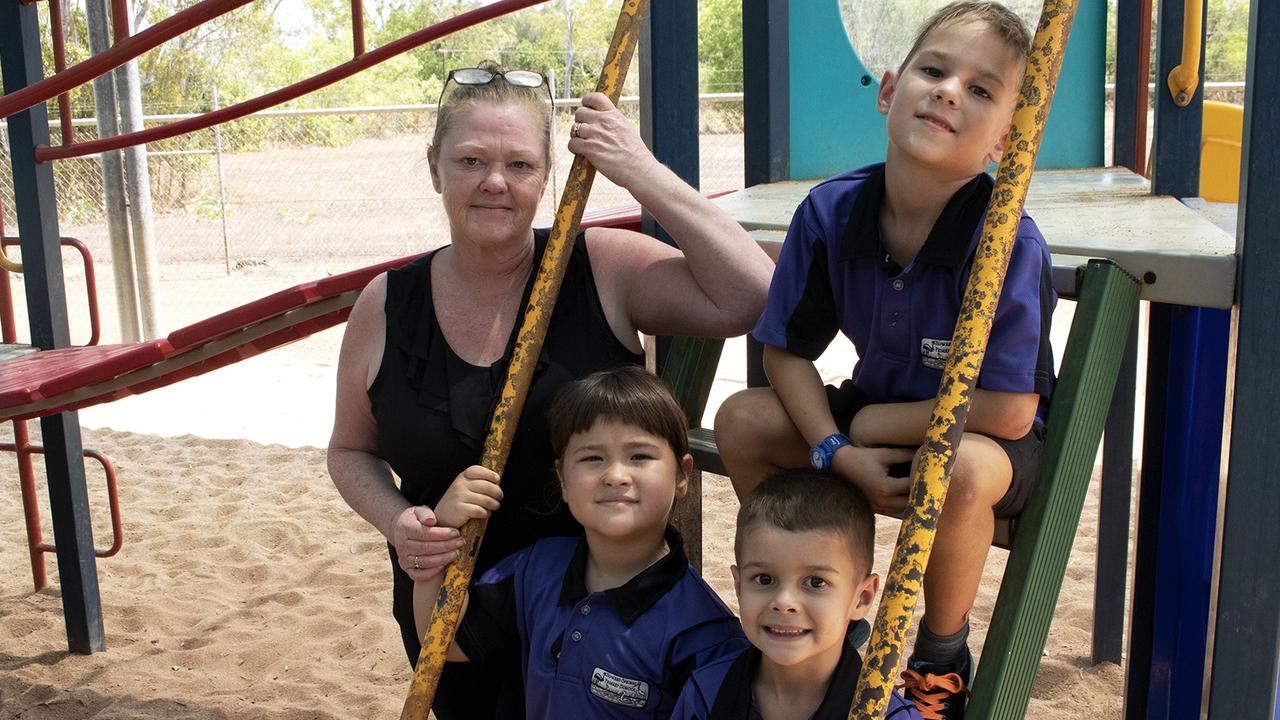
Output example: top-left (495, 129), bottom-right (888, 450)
top-left (849, 1), bottom-right (1080, 717)
top-left (399, 1), bottom-right (650, 717)
top-left (1167, 0), bottom-right (1203, 107)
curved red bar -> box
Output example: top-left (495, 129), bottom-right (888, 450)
top-left (28, 0), bottom-right (548, 162)
top-left (0, 0), bottom-right (255, 121)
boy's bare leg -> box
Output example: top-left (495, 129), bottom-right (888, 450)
top-left (919, 433), bottom-right (1013, 636)
top-left (714, 387), bottom-right (809, 498)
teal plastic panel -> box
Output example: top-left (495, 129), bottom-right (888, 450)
top-left (788, 0), bottom-right (1105, 179)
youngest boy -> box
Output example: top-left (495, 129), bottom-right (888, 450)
top-left (413, 365), bottom-right (747, 718)
top-left (671, 470), bottom-right (921, 719)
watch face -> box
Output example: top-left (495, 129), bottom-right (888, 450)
top-left (810, 447), bottom-right (825, 469)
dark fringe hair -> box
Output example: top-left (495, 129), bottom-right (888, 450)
top-left (735, 469), bottom-right (876, 576)
top-left (548, 365), bottom-right (689, 462)
top-left (900, 1), bottom-right (1033, 72)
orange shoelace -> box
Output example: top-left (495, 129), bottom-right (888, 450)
top-left (898, 669), bottom-right (967, 720)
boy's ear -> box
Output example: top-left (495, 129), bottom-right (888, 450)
top-left (848, 572), bottom-right (881, 621)
top-left (674, 454), bottom-right (694, 499)
top-left (554, 459), bottom-right (564, 488)
top-left (731, 564), bottom-right (742, 599)
top-left (987, 124), bottom-right (1012, 165)
top-left (876, 69), bottom-right (898, 116)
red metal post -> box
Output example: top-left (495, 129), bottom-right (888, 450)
top-left (110, 0), bottom-right (131, 43)
top-left (1135, 0), bottom-right (1153, 172)
top-left (32, 0), bottom-right (548, 162)
top-left (48, 0), bottom-right (75, 145)
top-left (351, 0), bottom-right (365, 57)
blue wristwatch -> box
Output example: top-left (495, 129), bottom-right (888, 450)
top-left (809, 432), bottom-right (851, 470)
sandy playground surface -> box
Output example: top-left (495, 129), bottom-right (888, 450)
top-left (0, 303), bottom-right (1131, 719)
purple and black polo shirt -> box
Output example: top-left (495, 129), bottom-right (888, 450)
top-left (753, 163), bottom-right (1056, 409)
top-left (455, 528), bottom-right (748, 719)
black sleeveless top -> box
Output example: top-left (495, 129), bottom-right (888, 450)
top-left (369, 227), bottom-right (645, 662)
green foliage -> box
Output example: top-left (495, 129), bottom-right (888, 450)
top-left (699, 0), bottom-right (742, 93)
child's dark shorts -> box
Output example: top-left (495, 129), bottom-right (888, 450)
top-left (826, 379), bottom-right (1045, 519)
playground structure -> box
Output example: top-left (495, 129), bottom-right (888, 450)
top-left (2, 1), bottom-right (1278, 719)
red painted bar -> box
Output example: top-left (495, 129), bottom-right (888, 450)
top-left (48, 0), bottom-right (74, 144)
top-left (110, 0), bottom-right (130, 42)
top-left (1134, 0), bottom-right (1153, 171)
top-left (34, 0), bottom-right (548, 162)
top-left (0, 0), bottom-right (255, 120)
top-left (352, 0), bottom-right (365, 57)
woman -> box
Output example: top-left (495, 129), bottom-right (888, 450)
top-left (327, 62), bottom-right (772, 718)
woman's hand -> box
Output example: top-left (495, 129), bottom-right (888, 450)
top-left (390, 505), bottom-right (466, 582)
top-left (434, 465), bottom-right (504, 529)
top-left (567, 92), bottom-right (656, 189)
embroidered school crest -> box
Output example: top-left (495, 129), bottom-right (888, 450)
top-left (590, 667), bottom-right (649, 708)
top-left (920, 337), bottom-right (951, 370)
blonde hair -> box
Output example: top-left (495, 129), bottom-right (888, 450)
top-left (430, 59), bottom-right (552, 169)
top-left (900, 1), bottom-right (1032, 72)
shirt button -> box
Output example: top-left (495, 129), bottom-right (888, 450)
top-left (580, 605), bottom-right (591, 616)
top-left (892, 279), bottom-right (905, 291)
top-left (571, 630), bottom-right (583, 642)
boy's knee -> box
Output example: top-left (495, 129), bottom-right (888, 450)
top-left (714, 389), bottom-right (779, 446)
top-left (944, 437), bottom-right (1013, 510)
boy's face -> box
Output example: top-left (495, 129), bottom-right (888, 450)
top-left (877, 19), bottom-right (1026, 179)
top-left (732, 525), bottom-right (879, 673)
top-left (557, 418), bottom-right (692, 541)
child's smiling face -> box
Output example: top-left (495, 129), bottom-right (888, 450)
top-left (878, 18), bottom-right (1026, 179)
top-left (733, 525), bottom-right (879, 673)
top-left (557, 417), bottom-right (691, 541)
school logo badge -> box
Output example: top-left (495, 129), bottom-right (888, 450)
top-left (920, 337), bottom-right (951, 370)
top-left (590, 667), bottom-right (650, 708)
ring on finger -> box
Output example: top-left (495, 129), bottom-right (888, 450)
top-left (571, 122), bottom-right (581, 138)
top-left (413, 555), bottom-right (420, 570)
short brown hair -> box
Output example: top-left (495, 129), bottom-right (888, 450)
top-left (900, 1), bottom-right (1032, 73)
top-left (548, 365), bottom-right (689, 462)
top-left (430, 59), bottom-right (552, 169)
top-left (735, 469), bottom-right (876, 576)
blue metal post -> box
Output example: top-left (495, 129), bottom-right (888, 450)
top-left (1150, 0), bottom-right (1206, 197)
top-left (1, 0), bottom-right (105, 654)
top-left (640, 0), bottom-right (699, 231)
top-left (742, 0), bottom-right (788, 388)
top-left (1207, 0), bottom-right (1280, 714)
top-left (1125, 0), bottom-right (1223, 716)
top-left (1147, 307), bottom-right (1229, 718)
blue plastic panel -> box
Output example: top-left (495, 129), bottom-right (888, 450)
top-left (788, 0), bottom-right (1105, 179)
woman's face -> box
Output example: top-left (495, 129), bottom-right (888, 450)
top-left (429, 101), bottom-right (549, 249)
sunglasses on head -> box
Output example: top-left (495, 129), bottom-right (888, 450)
top-left (438, 67), bottom-right (551, 107)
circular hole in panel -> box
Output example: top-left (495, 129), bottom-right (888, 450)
top-left (839, 0), bottom-right (1043, 77)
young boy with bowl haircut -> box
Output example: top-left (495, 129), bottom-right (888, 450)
top-left (413, 365), bottom-right (747, 718)
top-left (715, 3), bottom-right (1054, 717)
top-left (670, 470), bottom-right (920, 719)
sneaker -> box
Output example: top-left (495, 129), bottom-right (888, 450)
top-left (897, 650), bottom-right (972, 720)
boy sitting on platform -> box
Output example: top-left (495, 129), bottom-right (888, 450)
top-left (413, 365), bottom-right (746, 719)
top-left (715, 3), bottom-right (1055, 717)
top-left (670, 470), bottom-right (920, 719)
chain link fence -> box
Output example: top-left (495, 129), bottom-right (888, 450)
top-left (1, 96), bottom-right (746, 341)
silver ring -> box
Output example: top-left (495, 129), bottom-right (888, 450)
top-left (413, 555), bottom-right (420, 570)
top-left (571, 122), bottom-right (581, 138)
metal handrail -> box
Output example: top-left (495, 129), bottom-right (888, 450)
top-left (1168, 0), bottom-right (1204, 106)
top-left (0, 0), bottom-right (550, 163)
